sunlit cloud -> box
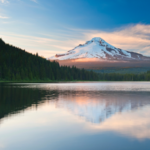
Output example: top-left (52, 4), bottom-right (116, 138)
top-left (42, 24), bottom-right (150, 57)
top-left (0, 32), bottom-right (65, 57)
top-left (73, 24), bottom-right (150, 56)
top-left (1, 24), bottom-right (150, 58)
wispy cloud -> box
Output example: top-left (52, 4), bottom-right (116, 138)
top-left (1, 24), bottom-right (150, 58)
top-left (0, 32), bottom-right (64, 57)
top-left (0, 0), bottom-right (5, 3)
top-left (38, 24), bottom-right (150, 57)
top-left (31, 0), bottom-right (37, 3)
top-left (0, 15), bottom-right (8, 19)
top-left (91, 24), bottom-right (150, 55)
top-left (65, 24), bottom-right (150, 56)
top-left (0, 0), bottom-right (8, 4)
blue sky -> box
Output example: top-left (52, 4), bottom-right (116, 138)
top-left (0, 0), bottom-right (150, 57)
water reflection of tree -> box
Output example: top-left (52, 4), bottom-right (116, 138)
top-left (1, 84), bottom-right (150, 125)
top-left (0, 84), bottom-right (59, 120)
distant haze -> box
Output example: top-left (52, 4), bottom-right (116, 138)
top-left (57, 59), bottom-right (150, 69)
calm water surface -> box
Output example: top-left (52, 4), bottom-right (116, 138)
top-left (0, 82), bottom-right (150, 150)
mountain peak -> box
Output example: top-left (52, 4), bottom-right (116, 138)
top-left (48, 37), bottom-right (149, 61)
top-left (90, 37), bottom-right (105, 42)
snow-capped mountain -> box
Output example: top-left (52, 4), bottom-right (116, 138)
top-left (49, 37), bottom-right (150, 61)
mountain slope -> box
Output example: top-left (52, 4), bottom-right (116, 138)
top-left (0, 38), bottom-right (99, 81)
top-left (49, 37), bottom-right (150, 61)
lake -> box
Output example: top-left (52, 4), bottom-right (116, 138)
top-left (0, 82), bottom-right (150, 150)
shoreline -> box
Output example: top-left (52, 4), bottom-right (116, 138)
top-left (0, 80), bottom-right (150, 83)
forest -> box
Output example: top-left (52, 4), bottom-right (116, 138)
top-left (98, 71), bottom-right (150, 81)
top-left (0, 38), bottom-right (99, 81)
top-left (0, 38), bottom-right (150, 82)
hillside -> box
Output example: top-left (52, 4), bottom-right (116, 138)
top-left (1, 38), bottom-right (150, 82)
top-left (91, 67), bottom-right (150, 74)
top-left (0, 38), bottom-right (99, 81)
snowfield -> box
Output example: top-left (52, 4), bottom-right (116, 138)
top-left (49, 37), bottom-right (146, 61)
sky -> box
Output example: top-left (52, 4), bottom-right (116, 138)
top-left (0, 0), bottom-right (150, 57)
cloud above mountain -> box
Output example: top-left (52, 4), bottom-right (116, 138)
top-left (82, 24), bottom-right (150, 56)
top-left (1, 24), bottom-right (150, 57)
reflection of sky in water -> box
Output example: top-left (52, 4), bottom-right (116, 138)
top-left (1, 82), bottom-right (150, 150)
top-left (12, 82), bottom-right (150, 91)
top-left (53, 91), bottom-right (150, 124)
top-left (48, 90), bottom-right (150, 139)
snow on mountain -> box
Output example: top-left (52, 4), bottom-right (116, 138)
top-left (48, 37), bottom-right (149, 61)
top-left (55, 98), bottom-right (132, 124)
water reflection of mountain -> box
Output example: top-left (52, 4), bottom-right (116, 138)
top-left (1, 83), bottom-right (150, 125)
top-left (55, 91), bottom-right (150, 123)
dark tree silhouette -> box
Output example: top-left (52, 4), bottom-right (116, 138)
top-left (0, 38), bottom-right (99, 81)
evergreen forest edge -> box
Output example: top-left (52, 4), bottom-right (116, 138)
top-left (0, 38), bottom-right (150, 82)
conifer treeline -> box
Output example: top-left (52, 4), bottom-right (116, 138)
top-left (1, 38), bottom-right (150, 82)
top-left (0, 39), bottom-right (99, 81)
top-left (99, 72), bottom-right (150, 81)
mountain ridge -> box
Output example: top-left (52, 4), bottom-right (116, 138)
top-left (49, 37), bottom-right (150, 61)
